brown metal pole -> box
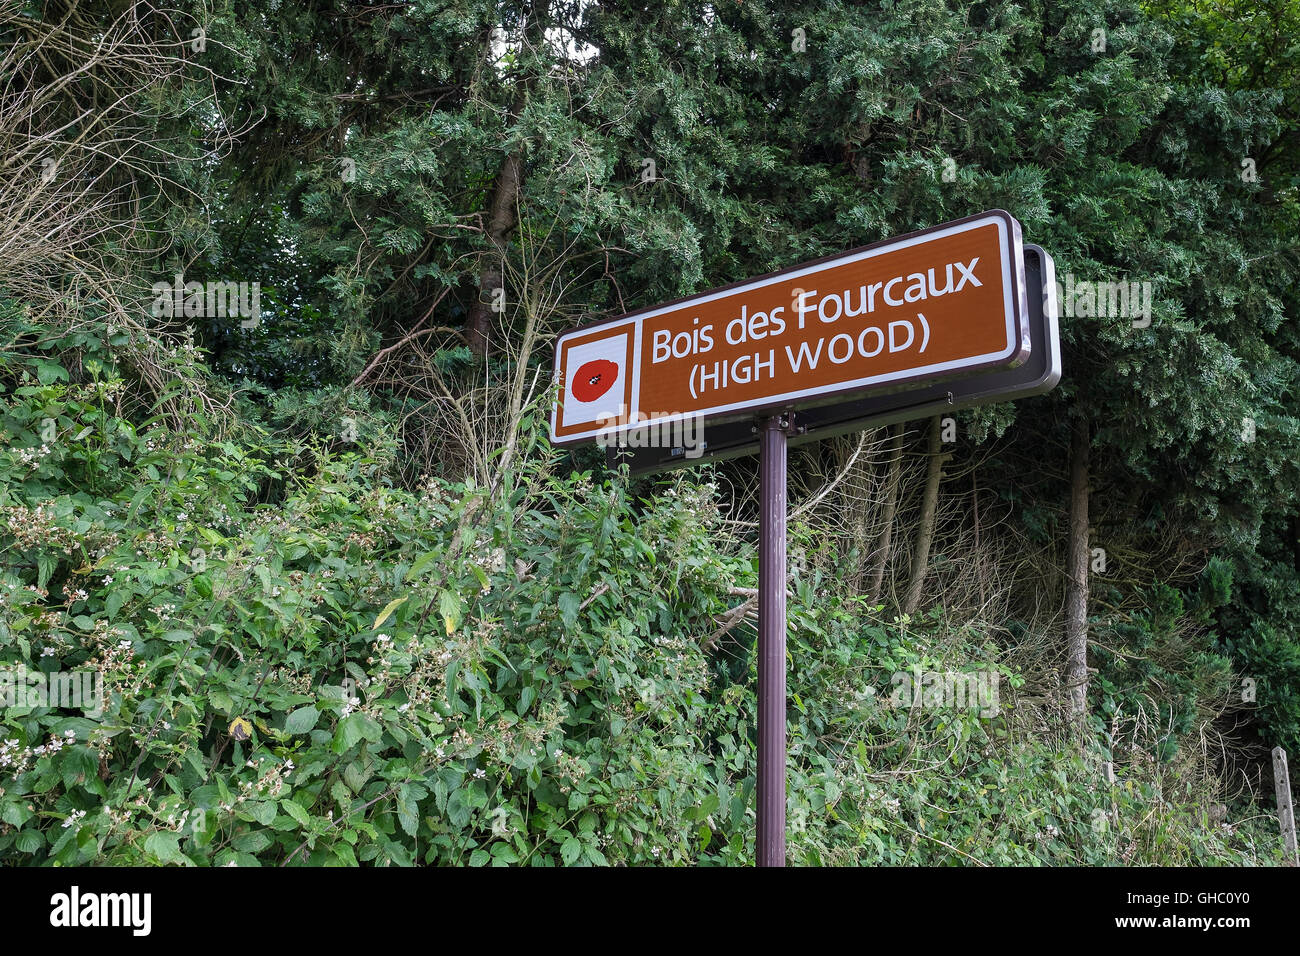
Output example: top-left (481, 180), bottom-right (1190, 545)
top-left (757, 414), bottom-right (788, 866)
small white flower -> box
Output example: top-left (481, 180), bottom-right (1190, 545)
top-left (473, 768), bottom-right (486, 780)
top-left (61, 809), bottom-right (86, 829)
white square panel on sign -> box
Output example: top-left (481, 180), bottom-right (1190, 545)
top-left (561, 332), bottom-right (629, 430)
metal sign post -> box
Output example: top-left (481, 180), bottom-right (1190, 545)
top-left (758, 414), bottom-right (790, 866)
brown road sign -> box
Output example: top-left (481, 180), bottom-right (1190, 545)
top-left (608, 243), bottom-right (1061, 474)
top-left (550, 209), bottom-right (1030, 446)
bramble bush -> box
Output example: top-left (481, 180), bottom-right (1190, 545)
top-left (0, 358), bottom-right (755, 864)
top-left (0, 342), bottom-right (1277, 865)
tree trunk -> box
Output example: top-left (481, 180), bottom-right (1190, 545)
top-left (902, 415), bottom-right (949, 615)
top-left (866, 422), bottom-right (905, 604)
top-left (1065, 415), bottom-right (1091, 730)
top-left (466, 119), bottom-right (524, 356)
top-left (465, 1), bottom-right (548, 356)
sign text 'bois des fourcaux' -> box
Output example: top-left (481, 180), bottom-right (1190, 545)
top-left (550, 209), bottom-right (1031, 446)
top-left (606, 242), bottom-right (1060, 474)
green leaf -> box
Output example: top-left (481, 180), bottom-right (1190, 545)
top-left (34, 360), bottom-right (68, 385)
top-left (37, 553), bottom-right (56, 590)
top-left (396, 783), bottom-right (420, 836)
top-left (105, 588), bottom-right (127, 620)
top-left (281, 799), bottom-right (312, 827)
top-left (490, 842), bottom-right (520, 863)
top-left (405, 551), bottom-right (440, 581)
top-left (233, 830), bottom-right (272, 854)
top-left (144, 831), bottom-right (190, 864)
top-left (333, 712), bottom-right (382, 752)
top-left (560, 836), bottom-right (582, 865)
top-left (439, 589), bottom-right (462, 635)
top-left (374, 595), bottom-right (408, 629)
top-left (343, 760), bottom-right (371, 793)
top-left (60, 747), bottom-right (98, 789)
top-left (208, 688), bottom-right (234, 715)
top-left (284, 705), bottom-right (319, 735)
top-left (447, 788), bottom-right (471, 828)
top-left (333, 842), bottom-right (359, 866)
top-left (2, 803), bottom-right (34, 827)
top-left (558, 592), bottom-right (581, 628)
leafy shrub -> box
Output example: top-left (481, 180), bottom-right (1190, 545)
top-left (0, 353), bottom-right (1276, 865)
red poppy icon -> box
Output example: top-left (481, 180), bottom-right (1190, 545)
top-left (572, 359), bottom-right (619, 403)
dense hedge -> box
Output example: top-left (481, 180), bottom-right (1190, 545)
top-left (0, 342), bottom-right (1279, 865)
